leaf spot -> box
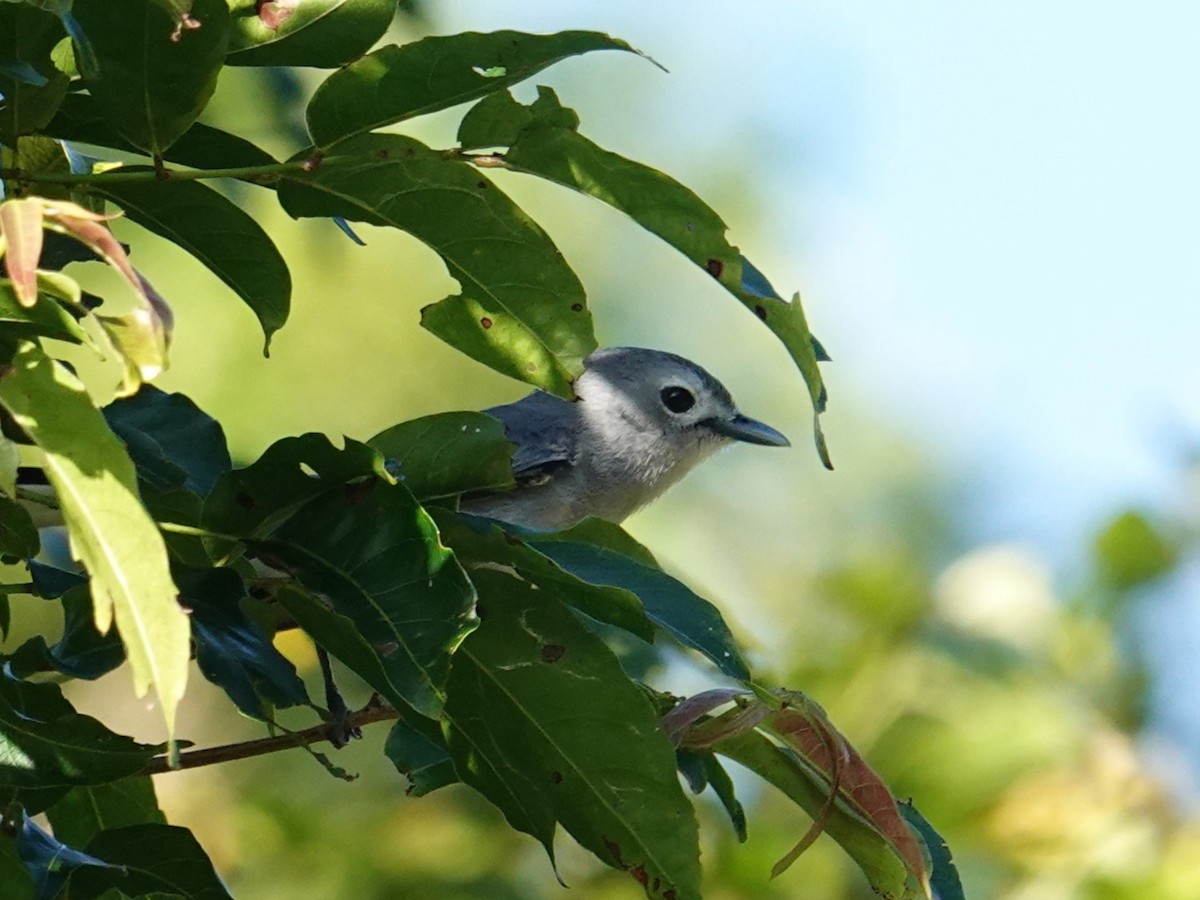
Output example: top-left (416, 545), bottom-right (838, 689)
top-left (604, 838), bottom-right (624, 867)
top-left (630, 866), bottom-right (648, 886)
top-left (570, 303), bottom-right (583, 312)
top-left (754, 304), bottom-right (768, 321)
top-left (235, 491), bottom-right (257, 510)
top-left (480, 317), bottom-right (493, 329)
top-left (540, 643), bottom-right (565, 663)
top-left (550, 770), bottom-right (563, 784)
top-left (705, 258), bottom-right (725, 278)
top-left (376, 641), bottom-right (399, 657)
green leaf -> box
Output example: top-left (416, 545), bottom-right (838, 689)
top-left (0, 279), bottom-right (88, 345)
top-left (278, 133), bottom-right (593, 397)
top-left (384, 716), bottom-right (457, 796)
top-left (0, 829), bottom-right (35, 900)
top-left (367, 411), bottom-right (514, 502)
top-left (46, 777), bottom-right (165, 849)
top-left (459, 87), bottom-right (832, 465)
top-left (251, 479), bottom-right (477, 718)
top-left (0, 342), bottom-right (189, 741)
top-left (92, 171), bottom-right (291, 349)
top-left (434, 510), bottom-right (654, 643)
top-left (73, 0), bottom-right (231, 155)
top-left (71, 824), bottom-right (231, 899)
top-left (0, 432), bottom-right (17, 497)
top-left (11, 808), bottom-right (120, 900)
top-left (45, 93), bottom-right (278, 170)
top-left (103, 385), bottom-right (232, 498)
top-left (527, 537), bottom-right (751, 680)
top-left (7, 584), bottom-right (124, 681)
top-left (0, 4), bottom-right (69, 144)
top-left (0, 496), bottom-right (38, 560)
top-left (184, 567), bottom-right (310, 719)
top-left (900, 803), bottom-right (964, 900)
top-left (1094, 509), bottom-right (1178, 590)
top-left (0, 675), bottom-right (160, 814)
top-left (227, 0), bottom-right (396, 68)
top-left (275, 584), bottom-right (408, 712)
top-left (444, 568), bottom-right (702, 898)
top-left (306, 30), bottom-right (644, 148)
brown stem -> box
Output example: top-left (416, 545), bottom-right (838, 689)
top-left (142, 699), bottom-right (401, 775)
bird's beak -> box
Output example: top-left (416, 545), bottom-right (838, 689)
top-left (707, 413), bottom-right (791, 447)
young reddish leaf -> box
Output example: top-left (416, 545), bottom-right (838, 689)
top-left (0, 198), bottom-right (46, 306)
top-left (677, 698), bottom-right (771, 750)
top-left (762, 692), bottom-right (929, 889)
top-left (661, 688), bottom-right (752, 746)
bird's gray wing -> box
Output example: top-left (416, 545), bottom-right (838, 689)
top-left (485, 392), bottom-right (578, 485)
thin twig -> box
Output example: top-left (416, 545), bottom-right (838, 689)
top-left (142, 699), bottom-right (401, 775)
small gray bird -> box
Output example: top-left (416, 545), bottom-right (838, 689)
top-left (461, 347), bottom-right (789, 531)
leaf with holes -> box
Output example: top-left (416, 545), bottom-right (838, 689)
top-left (278, 133), bottom-right (593, 397)
top-left (459, 87), bottom-right (832, 465)
top-left (307, 29), bottom-right (646, 147)
top-left (444, 568), bottom-right (702, 898)
top-left (251, 479), bottom-right (477, 718)
top-left (368, 411), bottom-right (514, 501)
top-left (228, 0), bottom-right (396, 68)
top-left (72, 0), bottom-right (231, 155)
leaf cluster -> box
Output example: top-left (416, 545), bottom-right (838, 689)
top-left (0, 3), bottom-right (955, 898)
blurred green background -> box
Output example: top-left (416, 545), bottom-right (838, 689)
top-left (11, 3), bottom-right (1200, 898)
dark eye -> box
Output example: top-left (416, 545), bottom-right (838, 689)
top-left (660, 386), bottom-right (695, 414)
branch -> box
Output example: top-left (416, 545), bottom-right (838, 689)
top-left (142, 698), bottom-right (401, 775)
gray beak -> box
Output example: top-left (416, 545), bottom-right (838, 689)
top-left (707, 413), bottom-right (791, 447)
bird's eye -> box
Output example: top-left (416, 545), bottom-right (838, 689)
top-left (660, 386), bottom-right (696, 414)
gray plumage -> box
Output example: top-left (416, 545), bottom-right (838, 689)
top-left (461, 347), bottom-right (789, 531)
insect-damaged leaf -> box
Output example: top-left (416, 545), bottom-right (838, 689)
top-left (368, 411), bottom-right (515, 502)
top-left (458, 87), bottom-right (832, 466)
top-left (227, 0), bottom-right (396, 68)
top-left (279, 133), bottom-right (594, 398)
top-left (444, 568), bottom-right (702, 899)
top-left (250, 479), bottom-right (477, 718)
top-left (72, 0), bottom-right (230, 155)
top-left (0, 343), bottom-right (188, 743)
top-left (306, 30), bottom-right (645, 148)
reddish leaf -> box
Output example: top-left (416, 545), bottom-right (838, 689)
top-left (662, 688), bottom-right (751, 746)
top-left (0, 198), bottom-right (46, 306)
top-left (763, 691), bottom-right (929, 888)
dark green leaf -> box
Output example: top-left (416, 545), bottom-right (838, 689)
top-left (384, 716), bottom-right (457, 796)
top-left (202, 433), bottom-right (382, 549)
top-left (701, 753), bottom-right (747, 843)
top-left (0, 497), bottom-right (38, 560)
top-left (900, 803), bottom-right (964, 900)
top-left (307, 30), bottom-right (643, 147)
top-left (279, 133), bottom-right (593, 397)
top-left (7, 585), bottom-right (124, 681)
top-left (0, 281), bottom-right (87, 345)
top-left (184, 567), bottom-right (310, 719)
top-left (434, 510), bottom-right (654, 642)
top-left (252, 479), bottom-right (477, 718)
top-left (71, 825), bottom-right (231, 899)
top-left (0, 4), bottom-right (69, 144)
top-left (73, 0), bottom-right (231, 155)
top-left (528, 539), bottom-right (750, 680)
top-left (444, 569), bottom-right (701, 898)
top-left (46, 778), bottom-right (165, 849)
top-left (228, 0), bottom-right (396, 68)
top-left (0, 829), bottom-right (35, 900)
top-left (367, 412), bottom-right (514, 502)
top-left (27, 561), bottom-right (86, 599)
top-left (0, 675), bottom-right (159, 814)
top-left (12, 809), bottom-right (119, 900)
top-left (0, 342), bottom-right (189, 741)
top-left (45, 93), bottom-right (278, 170)
top-left (92, 172), bottom-right (290, 348)
top-left (459, 87), bottom-right (832, 465)
top-left (104, 385), bottom-right (231, 497)
top-left (276, 585), bottom-right (408, 713)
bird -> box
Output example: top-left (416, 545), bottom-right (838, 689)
top-left (460, 347), bottom-right (790, 531)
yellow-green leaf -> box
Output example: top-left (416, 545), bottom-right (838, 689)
top-left (0, 342), bottom-right (189, 741)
